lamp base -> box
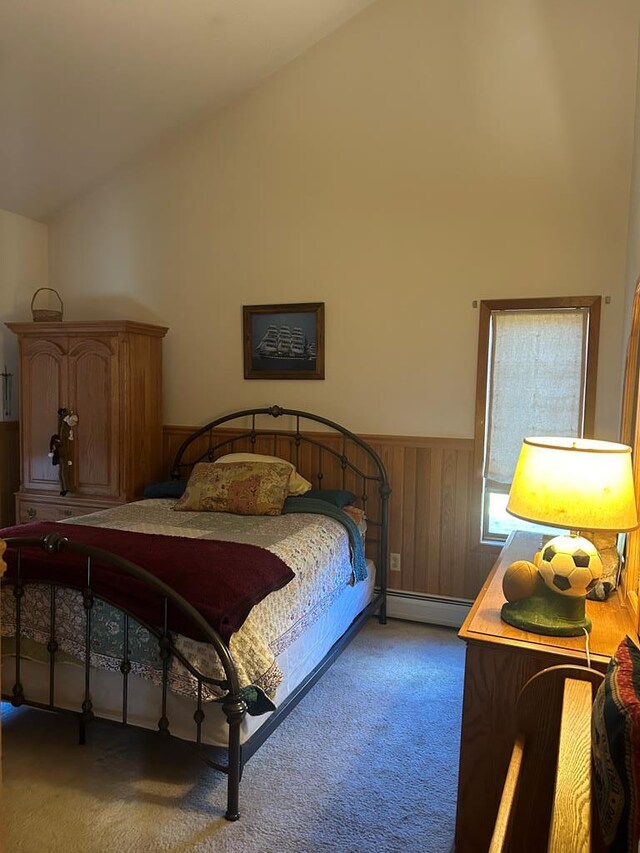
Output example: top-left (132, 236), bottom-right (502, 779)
top-left (501, 581), bottom-right (591, 636)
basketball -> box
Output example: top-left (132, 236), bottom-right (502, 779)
top-left (502, 560), bottom-right (539, 602)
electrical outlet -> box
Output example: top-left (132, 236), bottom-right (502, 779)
top-left (390, 552), bottom-right (401, 572)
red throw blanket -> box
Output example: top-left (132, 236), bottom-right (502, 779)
top-left (0, 522), bottom-right (295, 643)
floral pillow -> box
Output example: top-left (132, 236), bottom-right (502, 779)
top-left (214, 453), bottom-right (311, 496)
top-left (173, 461), bottom-right (292, 516)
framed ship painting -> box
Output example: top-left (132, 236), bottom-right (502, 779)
top-left (243, 302), bottom-right (325, 380)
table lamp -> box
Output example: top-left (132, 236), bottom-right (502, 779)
top-left (502, 437), bottom-right (638, 636)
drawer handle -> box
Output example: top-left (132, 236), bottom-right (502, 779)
top-left (27, 507), bottom-right (36, 519)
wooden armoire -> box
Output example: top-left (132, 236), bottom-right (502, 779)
top-left (7, 321), bottom-right (168, 523)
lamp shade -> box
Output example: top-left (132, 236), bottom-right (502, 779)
top-left (506, 437), bottom-right (639, 533)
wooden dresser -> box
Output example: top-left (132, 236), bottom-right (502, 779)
top-left (7, 321), bottom-right (168, 523)
top-left (0, 537), bottom-right (5, 774)
top-left (455, 531), bottom-right (636, 853)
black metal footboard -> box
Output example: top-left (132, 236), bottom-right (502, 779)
top-left (0, 532), bottom-right (247, 821)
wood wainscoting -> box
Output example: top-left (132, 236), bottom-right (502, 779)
top-left (1, 418), bottom-right (495, 600)
top-left (162, 426), bottom-right (498, 601)
top-left (0, 421), bottom-right (19, 528)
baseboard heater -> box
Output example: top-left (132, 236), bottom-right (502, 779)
top-left (386, 590), bottom-right (472, 629)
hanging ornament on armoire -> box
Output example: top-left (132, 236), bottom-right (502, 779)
top-left (48, 407), bottom-right (79, 495)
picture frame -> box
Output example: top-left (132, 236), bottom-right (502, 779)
top-left (243, 302), bottom-right (325, 380)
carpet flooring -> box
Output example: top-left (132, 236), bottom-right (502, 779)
top-left (0, 619), bottom-right (464, 853)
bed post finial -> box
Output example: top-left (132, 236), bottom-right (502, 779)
top-left (42, 532), bottom-right (69, 554)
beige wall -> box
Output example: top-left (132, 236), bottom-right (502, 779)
top-left (0, 209), bottom-right (49, 419)
top-left (624, 22), bottom-right (640, 358)
top-left (48, 0), bottom-right (640, 438)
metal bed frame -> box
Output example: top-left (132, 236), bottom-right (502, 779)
top-left (1, 406), bottom-right (390, 820)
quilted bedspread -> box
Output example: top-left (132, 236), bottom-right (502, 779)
top-left (1, 499), bottom-right (361, 710)
top-left (0, 520), bottom-right (295, 642)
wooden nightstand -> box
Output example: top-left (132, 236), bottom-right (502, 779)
top-left (454, 531), bottom-right (636, 853)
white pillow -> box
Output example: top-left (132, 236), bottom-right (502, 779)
top-left (214, 452), bottom-right (312, 496)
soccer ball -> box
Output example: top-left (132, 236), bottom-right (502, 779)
top-left (538, 535), bottom-right (602, 598)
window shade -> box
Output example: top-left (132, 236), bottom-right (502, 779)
top-left (484, 309), bottom-right (587, 485)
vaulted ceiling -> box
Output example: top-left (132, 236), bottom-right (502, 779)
top-left (0, 0), bottom-right (375, 222)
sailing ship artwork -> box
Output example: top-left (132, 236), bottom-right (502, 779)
top-left (243, 303), bottom-right (325, 379)
top-left (256, 323), bottom-right (317, 365)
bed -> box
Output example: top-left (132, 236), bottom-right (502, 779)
top-left (0, 405), bottom-right (390, 820)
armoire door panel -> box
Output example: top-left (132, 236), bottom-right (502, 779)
top-left (21, 340), bottom-right (68, 491)
top-left (67, 337), bottom-right (120, 497)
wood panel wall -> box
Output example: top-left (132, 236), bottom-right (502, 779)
top-left (0, 419), bottom-right (497, 599)
top-left (0, 422), bottom-right (19, 528)
top-left (162, 426), bottom-right (499, 600)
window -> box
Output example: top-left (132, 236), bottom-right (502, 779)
top-left (474, 297), bottom-right (601, 544)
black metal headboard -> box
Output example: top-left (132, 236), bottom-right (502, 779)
top-left (170, 405), bottom-right (390, 582)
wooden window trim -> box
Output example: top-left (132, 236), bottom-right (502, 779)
top-left (620, 279), bottom-right (640, 624)
top-left (471, 295), bottom-right (602, 546)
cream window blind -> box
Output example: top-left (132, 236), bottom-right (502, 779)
top-left (484, 309), bottom-right (588, 485)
